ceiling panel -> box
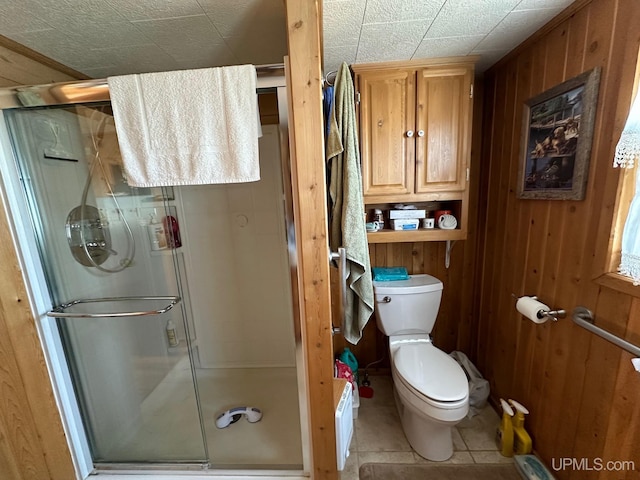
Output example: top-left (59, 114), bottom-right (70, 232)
top-left (357, 20), bottom-right (430, 63)
top-left (414, 34), bottom-right (485, 59)
top-left (424, 0), bottom-right (521, 38)
top-left (362, 0), bottom-right (444, 23)
top-left (473, 8), bottom-right (562, 52)
top-left (103, 0), bottom-right (206, 22)
top-left (0, 0), bottom-right (574, 78)
top-left (324, 0), bottom-right (366, 47)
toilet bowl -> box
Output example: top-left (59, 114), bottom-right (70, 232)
top-left (373, 274), bottom-right (469, 461)
top-left (390, 336), bottom-right (468, 460)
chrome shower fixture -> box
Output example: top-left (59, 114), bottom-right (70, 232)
top-left (65, 205), bottom-right (111, 267)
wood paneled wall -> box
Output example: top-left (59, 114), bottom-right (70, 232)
top-left (478, 0), bottom-right (640, 478)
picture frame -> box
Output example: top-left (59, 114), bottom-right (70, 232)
top-left (517, 67), bottom-right (601, 200)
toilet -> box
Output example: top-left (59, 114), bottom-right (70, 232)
top-left (373, 274), bottom-right (469, 461)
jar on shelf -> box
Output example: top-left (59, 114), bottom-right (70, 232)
top-left (373, 209), bottom-right (385, 230)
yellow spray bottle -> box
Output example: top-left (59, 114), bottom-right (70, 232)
top-left (509, 399), bottom-right (532, 455)
top-left (496, 398), bottom-right (514, 457)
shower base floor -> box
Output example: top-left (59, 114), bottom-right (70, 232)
top-left (105, 358), bottom-right (303, 469)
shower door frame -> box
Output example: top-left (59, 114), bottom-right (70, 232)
top-left (0, 69), bottom-right (311, 479)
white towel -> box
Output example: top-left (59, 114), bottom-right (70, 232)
top-left (107, 65), bottom-right (261, 187)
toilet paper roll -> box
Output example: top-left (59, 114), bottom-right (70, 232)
top-left (516, 296), bottom-right (550, 324)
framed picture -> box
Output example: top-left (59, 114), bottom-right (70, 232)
top-left (517, 67), bottom-right (601, 200)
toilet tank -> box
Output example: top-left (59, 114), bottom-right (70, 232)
top-left (373, 274), bottom-right (443, 335)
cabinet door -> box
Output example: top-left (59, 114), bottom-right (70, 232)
top-left (358, 69), bottom-right (415, 197)
top-left (415, 66), bottom-right (472, 193)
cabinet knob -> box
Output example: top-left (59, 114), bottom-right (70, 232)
top-left (406, 130), bottom-right (414, 138)
top-left (417, 130), bottom-right (425, 137)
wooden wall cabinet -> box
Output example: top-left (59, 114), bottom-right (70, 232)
top-left (353, 58), bottom-right (475, 243)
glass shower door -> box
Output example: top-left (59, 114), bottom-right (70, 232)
top-left (5, 104), bottom-right (208, 464)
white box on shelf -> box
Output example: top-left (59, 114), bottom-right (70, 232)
top-left (388, 209), bottom-right (426, 219)
top-left (391, 218), bottom-right (420, 230)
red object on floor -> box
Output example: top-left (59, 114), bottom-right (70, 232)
top-left (359, 385), bottom-right (374, 398)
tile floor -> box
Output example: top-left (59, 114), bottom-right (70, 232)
top-left (340, 375), bottom-right (514, 480)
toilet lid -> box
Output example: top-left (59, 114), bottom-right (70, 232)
top-left (394, 343), bottom-right (468, 402)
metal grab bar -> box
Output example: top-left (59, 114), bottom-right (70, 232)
top-left (572, 307), bottom-right (640, 357)
top-left (330, 247), bottom-right (347, 335)
top-left (46, 296), bottom-right (181, 318)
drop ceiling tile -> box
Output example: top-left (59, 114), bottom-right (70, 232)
top-left (64, 22), bottom-right (152, 50)
top-left (225, 33), bottom-right (287, 65)
top-left (175, 55), bottom-right (238, 71)
top-left (20, 0), bottom-right (127, 26)
top-left (514, 0), bottom-right (573, 10)
top-left (473, 9), bottom-right (560, 51)
top-left (323, 45), bottom-right (358, 75)
top-left (132, 15), bottom-right (224, 48)
top-left (64, 51), bottom-right (122, 71)
top-left (356, 20), bottom-right (429, 63)
top-left (9, 29), bottom-right (87, 65)
top-left (324, 0), bottom-right (366, 47)
top-left (425, 0), bottom-right (520, 38)
top-left (88, 44), bottom-right (180, 75)
top-left (362, 0), bottom-right (445, 23)
top-left (104, 0), bottom-right (205, 21)
top-left (413, 34), bottom-right (485, 59)
top-left (160, 43), bottom-right (238, 66)
top-left (0, 3), bottom-right (51, 34)
top-left (199, 0), bottom-right (285, 39)
top-left (197, 0), bottom-right (259, 14)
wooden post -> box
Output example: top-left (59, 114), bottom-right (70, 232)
top-left (284, 0), bottom-right (338, 479)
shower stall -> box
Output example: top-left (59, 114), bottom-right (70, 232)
top-left (0, 70), bottom-right (309, 477)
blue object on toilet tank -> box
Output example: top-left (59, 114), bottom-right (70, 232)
top-left (372, 266), bottom-right (409, 281)
top-left (339, 348), bottom-right (359, 384)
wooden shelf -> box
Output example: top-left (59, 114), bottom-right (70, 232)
top-left (363, 191), bottom-right (464, 205)
top-left (366, 228), bottom-right (466, 243)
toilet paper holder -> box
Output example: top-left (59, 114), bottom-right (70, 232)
top-left (540, 308), bottom-right (567, 322)
top-left (514, 294), bottom-right (567, 322)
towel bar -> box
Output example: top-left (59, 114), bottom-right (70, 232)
top-left (572, 307), bottom-right (640, 358)
top-left (46, 296), bottom-right (181, 318)
top-left (330, 247), bottom-right (347, 335)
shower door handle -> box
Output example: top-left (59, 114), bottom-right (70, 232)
top-left (46, 296), bottom-right (181, 318)
top-left (329, 247), bottom-right (347, 335)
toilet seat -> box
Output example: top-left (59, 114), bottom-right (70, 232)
top-left (392, 342), bottom-right (468, 406)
